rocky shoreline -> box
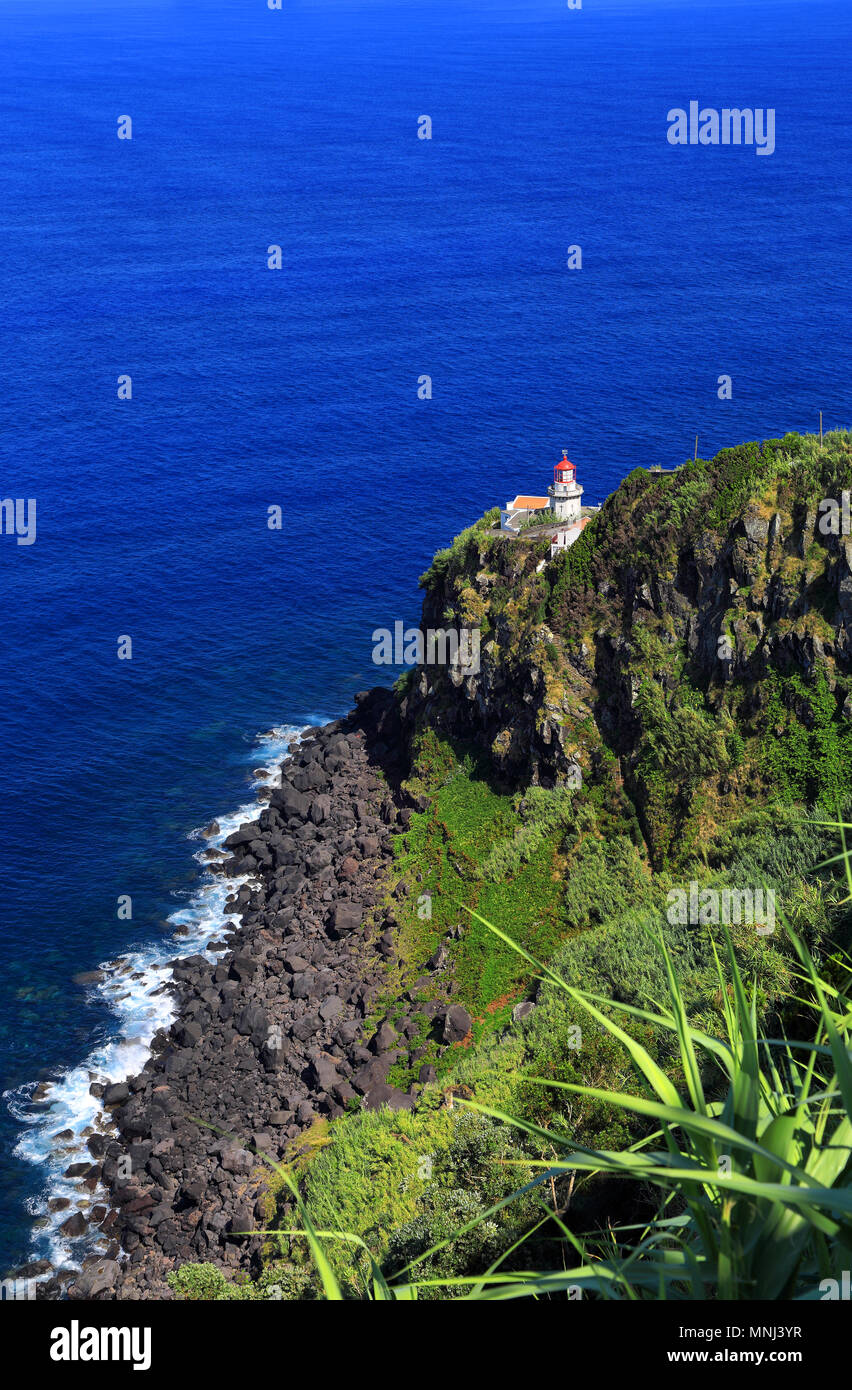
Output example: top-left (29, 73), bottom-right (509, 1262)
top-left (26, 686), bottom-right (470, 1301)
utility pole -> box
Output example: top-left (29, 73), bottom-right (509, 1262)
top-left (694, 435), bottom-right (699, 461)
top-left (820, 411), bottom-right (824, 448)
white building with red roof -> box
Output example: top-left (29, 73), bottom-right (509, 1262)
top-left (500, 452), bottom-right (591, 556)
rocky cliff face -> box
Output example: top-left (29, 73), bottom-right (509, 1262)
top-left (402, 432), bottom-right (852, 863)
top-left (403, 528), bottom-right (588, 786)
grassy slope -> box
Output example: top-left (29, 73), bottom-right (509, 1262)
top-left (276, 772), bottom-right (848, 1295)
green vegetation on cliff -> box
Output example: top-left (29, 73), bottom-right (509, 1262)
top-left (405, 429), bottom-right (852, 863)
top-left (172, 432), bottom-right (852, 1301)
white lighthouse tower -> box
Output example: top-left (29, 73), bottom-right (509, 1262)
top-left (548, 451), bottom-right (583, 523)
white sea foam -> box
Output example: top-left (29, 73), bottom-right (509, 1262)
top-left (4, 719), bottom-right (322, 1274)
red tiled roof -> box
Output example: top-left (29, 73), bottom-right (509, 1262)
top-left (509, 495), bottom-right (549, 510)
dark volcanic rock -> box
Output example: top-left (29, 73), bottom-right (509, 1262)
top-left (271, 785), bottom-right (311, 821)
top-left (87, 689), bottom-right (456, 1302)
top-left (328, 901), bottom-right (363, 936)
top-left (443, 1005), bottom-right (473, 1044)
top-left (363, 1083), bottom-right (415, 1112)
top-left (102, 1082), bottom-right (130, 1107)
top-left (67, 1258), bottom-right (120, 1301)
top-left (60, 1211), bottom-right (88, 1238)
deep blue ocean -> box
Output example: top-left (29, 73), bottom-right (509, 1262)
top-left (0, 0), bottom-right (849, 1274)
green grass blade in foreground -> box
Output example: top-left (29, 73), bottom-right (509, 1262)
top-left (462, 904), bottom-right (684, 1109)
top-left (459, 909), bottom-right (852, 1299)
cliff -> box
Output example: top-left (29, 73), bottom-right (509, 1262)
top-left (403, 430), bottom-right (852, 864)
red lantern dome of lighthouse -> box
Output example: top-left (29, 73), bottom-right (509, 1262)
top-left (554, 452), bottom-right (576, 486)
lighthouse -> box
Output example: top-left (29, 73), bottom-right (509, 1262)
top-left (548, 451), bottom-right (583, 523)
